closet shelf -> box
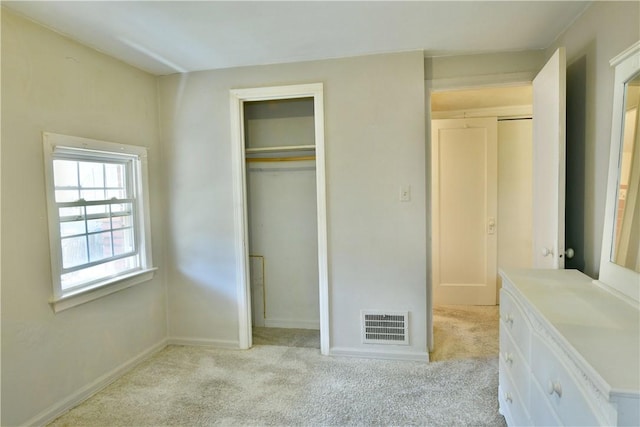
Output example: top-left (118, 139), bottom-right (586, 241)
top-left (245, 144), bottom-right (315, 154)
top-left (246, 155), bottom-right (315, 163)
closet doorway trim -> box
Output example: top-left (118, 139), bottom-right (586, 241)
top-left (230, 83), bottom-right (329, 355)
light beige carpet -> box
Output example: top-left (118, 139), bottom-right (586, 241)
top-left (252, 326), bottom-right (320, 349)
top-left (430, 304), bottom-right (500, 362)
top-left (252, 310), bottom-right (500, 362)
top-left (49, 345), bottom-right (505, 426)
top-left (49, 314), bottom-right (504, 426)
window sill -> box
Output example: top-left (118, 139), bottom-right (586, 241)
top-left (50, 268), bottom-right (157, 313)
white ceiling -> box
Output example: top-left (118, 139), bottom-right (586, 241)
top-left (3, 1), bottom-right (591, 76)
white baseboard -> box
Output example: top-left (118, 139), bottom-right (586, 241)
top-left (24, 338), bottom-right (168, 427)
top-left (330, 346), bottom-right (430, 362)
top-left (263, 318), bottom-right (320, 330)
top-left (167, 336), bottom-right (240, 348)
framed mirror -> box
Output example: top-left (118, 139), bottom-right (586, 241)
top-left (599, 41), bottom-right (640, 304)
top-left (613, 72), bottom-right (640, 271)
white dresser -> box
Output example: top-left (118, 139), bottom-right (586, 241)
top-left (499, 268), bottom-right (640, 426)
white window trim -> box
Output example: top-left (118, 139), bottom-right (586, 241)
top-left (43, 132), bottom-right (155, 312)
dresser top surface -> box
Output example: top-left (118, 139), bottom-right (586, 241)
top-left (500, 268), bottom-right (640, 395)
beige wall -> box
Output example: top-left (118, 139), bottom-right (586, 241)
top-left (158, 51), bottom-right (428, 357)
top-left (548, 0), bottom-right (640, 278)
top-left (497, 119), bottom-right (534, 290)
top-left (1, 10), bottom-right (166, 426)
top-left (425, 50), bottom-right (546, 89)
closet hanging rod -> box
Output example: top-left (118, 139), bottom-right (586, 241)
top-left (245, 144), bottom-right (315, 154)
top-left (246, 155), bottom-right (315, 163)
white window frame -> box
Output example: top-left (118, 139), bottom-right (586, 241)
top-left (43, 133), bottom-right (156, 312)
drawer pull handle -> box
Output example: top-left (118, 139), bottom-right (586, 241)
top-left (503, 313), bottom-right (514, 326)
top-left (503, 352), bottom-right (514, 365)
top-left (547, 380), bottom-right (563, 398)
top-left (504, 392), bottom-right (513, 404)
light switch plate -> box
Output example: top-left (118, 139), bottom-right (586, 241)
top-left (400, 185), bottom-right (411, 202)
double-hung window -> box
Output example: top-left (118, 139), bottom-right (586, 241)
top-left (43, 133), bottom-right (155, 312)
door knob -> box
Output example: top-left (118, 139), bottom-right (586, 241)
top-left (565, 248), bottom-right (575, 259)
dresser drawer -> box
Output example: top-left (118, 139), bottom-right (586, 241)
top-left (499, 363), bottom-right (531, 426)
top-left (530, 377), bottom-right (562, 426)
top-left (500, 288), bottom-right (531, 358)
top-left (500, 324), bottom-right (530, 403)
top-left (530, 332), bottom-right (606, 426)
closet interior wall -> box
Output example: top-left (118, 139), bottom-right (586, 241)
top-left (244, 98), bottom-right (320, 330)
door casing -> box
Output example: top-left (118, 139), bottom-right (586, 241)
top-left (229, 83), bottom-right (329, 355)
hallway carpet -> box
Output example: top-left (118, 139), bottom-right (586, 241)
top-left (430, 304), bottom-right (500, 361)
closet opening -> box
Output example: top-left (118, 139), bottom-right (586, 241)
top-left (230, 84), bottom-right (329, 355)
top-left (244, 98), bottom-right (320, 349)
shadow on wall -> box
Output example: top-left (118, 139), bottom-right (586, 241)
top-left (565, 51), bottom-right (590, 272)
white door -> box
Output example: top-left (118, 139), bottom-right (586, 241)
top-left (532, 47), bottom-right (566, 268)
top-left (432, 117), bottom-right (498, 305)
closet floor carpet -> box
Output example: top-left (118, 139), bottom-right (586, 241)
top-left (252, 326), bottom-right (320, 349)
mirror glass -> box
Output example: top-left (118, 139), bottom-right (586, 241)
top-left (612, 72), bottom-right (640, 272)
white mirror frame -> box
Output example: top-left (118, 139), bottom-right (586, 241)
top-left (598, 41), bottom-right (640, 304)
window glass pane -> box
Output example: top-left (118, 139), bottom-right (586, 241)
top-left (79, 162), bottom-right (104, 188)
top-left (59, 206), bottom-right (83, 219)
top-left (106, 189), bottom-right (127, 200)
top-left (55, 190), bottom-right (80, 203)
top-left (86, 204), bottom-right (108, 216)
top-left (88, 232), bottom-right (113, 262)
top-left (60, 255), bottom-right (139, 290)
top-left (113, 228), bottom-right (135, 255)
top-left (105, 163), bottom-right (126, 188)
top-left (80, 189), bottom-right (106, 201)
top-left (87, 217), bottom-right (111, 233)
top-left (111, 215), bottom-right (133, 230)
top-left (53, 160), bottom-right (78, 187)
top-left (60, 220), bottom-right (86, 237)
top-left (61, 236), bottom-right (88, 269)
